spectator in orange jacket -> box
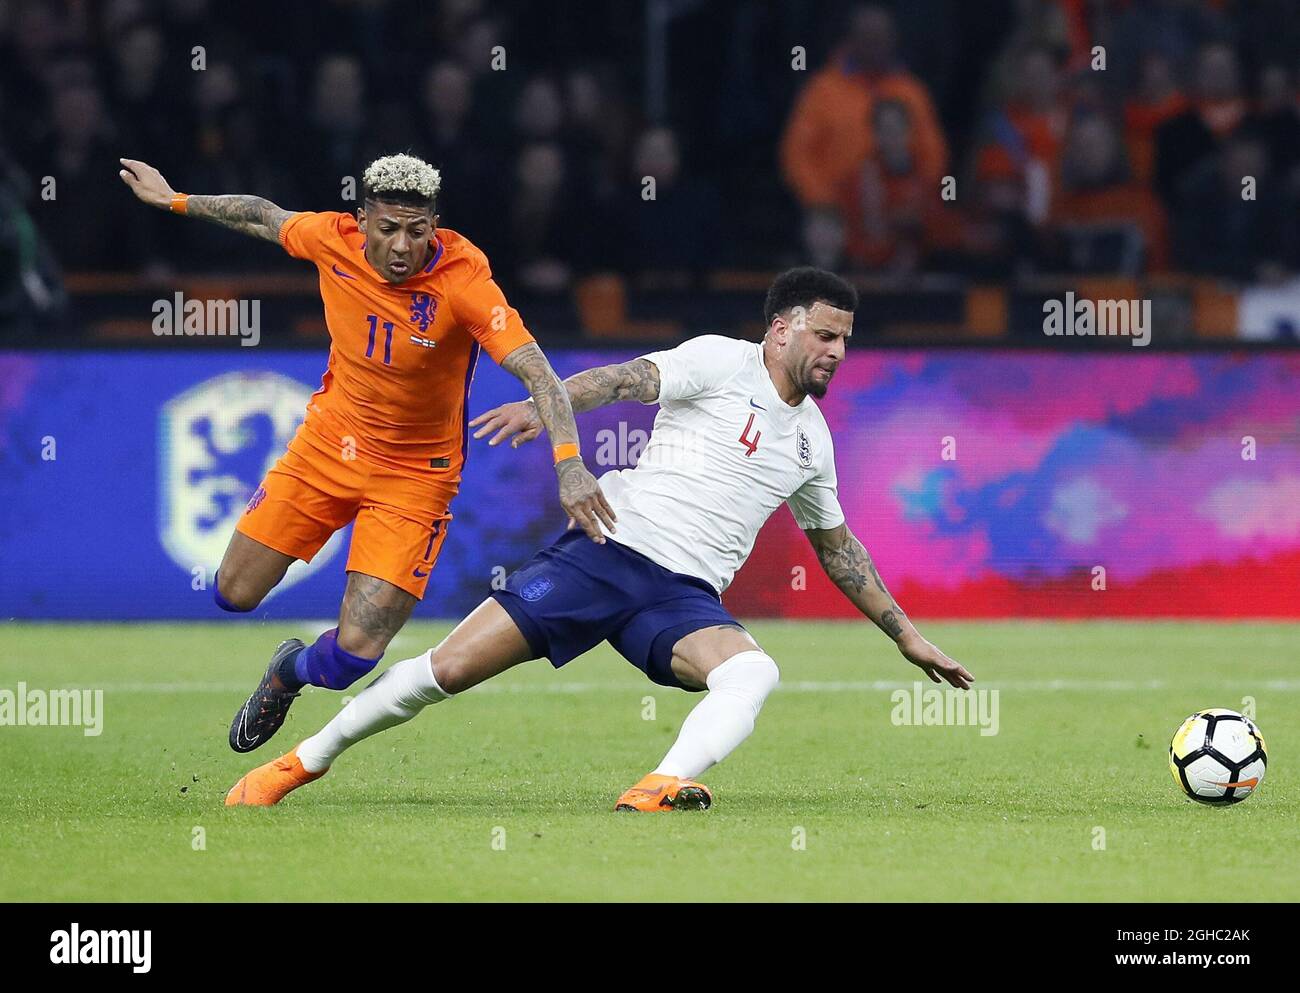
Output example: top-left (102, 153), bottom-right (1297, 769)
top-left (974, 44), bottom-right (1071, 226)
top-left (780, 4), bottom-right (948, 212)
top-left (839, 99), bottom-right (946, 273)
top-left (1049, 112), bottom-right (1170, 273)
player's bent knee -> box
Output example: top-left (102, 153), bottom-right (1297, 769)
top-left (429, 650), bottom-right (474, 696)
top-left (213, 571), bottom-right (261, 613)
top-left (335, 625), bottom-right (393, 661)
top-left (707, 650), bottom-right (780, 719)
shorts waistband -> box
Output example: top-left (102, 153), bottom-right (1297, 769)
top-left (552, 530), bottom-right (721, 600)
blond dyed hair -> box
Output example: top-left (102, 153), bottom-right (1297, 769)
top-left (362, 153), bottom-right (441, 205)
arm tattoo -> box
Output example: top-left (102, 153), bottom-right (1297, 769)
top-left (879, 609), bottom-right (904, 639)
top-left (556, 457), bottom-right (591, 506)
top-left (186, 194), bottom-right (293, 243)
top-left (563, 358), bottom-right (661, 412)
top-left (867, 559), bottom-right (890, 597)
top-left (500, 342), bottom-right (580, 450)
top-left (809, 524), bottom-right (910, 641)
top-left (813, 525), bottom-right (871, 594)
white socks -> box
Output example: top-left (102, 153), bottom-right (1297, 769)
top-left (296, 649), bottom-right (450, 773)
top-left (293, 647), bottom-right (778, 780)
top-left (653, 650), bottom-right (780, 780)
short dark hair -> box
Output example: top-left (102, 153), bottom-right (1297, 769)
top-left (763, 267), bottom-right (858, 325)
top-left (363, 188), bottom-right (436, 212)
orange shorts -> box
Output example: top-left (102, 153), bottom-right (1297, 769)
top-left (236, 420), bottom-right (456, 598)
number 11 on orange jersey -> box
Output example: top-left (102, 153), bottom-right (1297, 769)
top-left (365, 314), bottom-right (394, 365)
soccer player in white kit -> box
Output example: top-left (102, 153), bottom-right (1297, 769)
top-left (226, 268), bottom-right (974, 811)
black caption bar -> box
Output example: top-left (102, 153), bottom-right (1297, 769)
top-left (0, 903), bottom-right (1283, 980)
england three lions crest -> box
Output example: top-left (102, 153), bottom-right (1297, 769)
top-left (796, 427), bottom-right (813, 469)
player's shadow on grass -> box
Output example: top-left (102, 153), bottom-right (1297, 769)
top-left (275, 782), bottom-right (826, 814)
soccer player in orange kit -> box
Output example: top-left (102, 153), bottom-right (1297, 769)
top-left (119, 153), bottom-right (614, 753)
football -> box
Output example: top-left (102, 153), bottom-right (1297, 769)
top-left (1168, 709), bottom-right (1268, 805)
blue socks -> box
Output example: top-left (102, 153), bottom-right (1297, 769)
top-left (214, 574), bottom-right (380, 693)
top-left (289, 628), bottom-right (382, 691)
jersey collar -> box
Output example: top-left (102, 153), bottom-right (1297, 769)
top-left (756, 343), bottom-right (808, 415)
top-left (423, 237), bottom-right (444, 273)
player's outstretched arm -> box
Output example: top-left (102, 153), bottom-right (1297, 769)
top-left (804, 524), bottom-right (974, 689)
top-left (498, 343), bottom-right (617, 543)
top-left (118, 158), bottom-right (292, 243)
top-left (470, 358), bottom-right (660, 448)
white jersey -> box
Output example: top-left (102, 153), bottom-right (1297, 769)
top-left (596, 334), bottom-right (845, 593)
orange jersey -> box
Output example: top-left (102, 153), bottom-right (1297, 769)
top-left (279, 211), bottom-right (534, 472)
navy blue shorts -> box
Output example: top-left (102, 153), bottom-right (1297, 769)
top-left (490, 530), bottom-right (741, 691)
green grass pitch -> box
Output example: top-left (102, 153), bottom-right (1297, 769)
top-left (1, 619), bottom-right (1296, 901)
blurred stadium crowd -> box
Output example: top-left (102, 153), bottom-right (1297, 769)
top-left (2, 0), bottom-right (1299, 341)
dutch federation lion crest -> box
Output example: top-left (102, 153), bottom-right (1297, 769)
top-left (409, 292), bottom-right (437, 334)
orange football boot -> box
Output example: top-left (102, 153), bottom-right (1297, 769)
top-left (225, 746), bottom-right (326, 807)
top-left (614, 773), bottom-right (712, 812)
